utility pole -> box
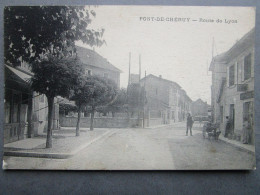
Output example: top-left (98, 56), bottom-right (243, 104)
top-left (127, 52), bottom-right (131, 120)
top-left (128, 52), bottom-right (131, 85)
top-left (139, 54), bottom-right (141, 82)
top-left (212, 37), bottom-right (214, 59)
top-left (143, 71), bottom-right (146, 128)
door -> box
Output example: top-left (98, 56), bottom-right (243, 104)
top-left (230, 104), bottom-right (235, 133)
top-left (243, 101), bottom-right (254, 144)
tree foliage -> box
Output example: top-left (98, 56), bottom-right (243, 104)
top-left (31, 55), bottom-right (83, 99)
top-left (86, 76), bottom-right (118, 110)
top-left (101, 88), bottom-right (128, 116)
top-left (30, 55), bottom-right (84, 147)
top-left (4, 6), bottom-right (104, 64)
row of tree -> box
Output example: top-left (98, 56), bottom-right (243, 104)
top-left (4, 6), bottom-right (112, 148)
top-left (5, 6), bottom-right (146, 148)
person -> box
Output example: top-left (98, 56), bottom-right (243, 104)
top-left (199, 117), bottom-right (202, 127)
top-left (186, 113), bottom-right (193, 136)
top-left (242, 117), bottom-right (249, 144)
top-left (224, 116), bottom-right (231, 138)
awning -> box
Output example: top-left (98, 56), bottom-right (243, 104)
top-left (5, 64), bottom-right (32, 92)
top-left (5, 64), bottom-right (32, 83)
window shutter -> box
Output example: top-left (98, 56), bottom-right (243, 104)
top-left (227, 66), bottom-right (229, 87)
top-left (241, 58), bottom-right (244, 81)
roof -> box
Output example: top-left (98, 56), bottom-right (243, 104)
top-left (5, 64), bottom-right (31, 83)
top-left (209, 28), bottom-right (255, 71)
top-left (75, 46), bottom-right (122, 73)
top-left (140, 74), bottom-right (192, 102)
top-left (140, 74), bottom-right (181, 89)
top-left (5, 64), bottom-right (31, 91)
top-left (193, 98), bottom-right (207, 105)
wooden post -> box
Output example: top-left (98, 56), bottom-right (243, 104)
top-left (27, 91), bottom-right (33, 138)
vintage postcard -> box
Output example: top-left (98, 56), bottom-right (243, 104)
top-left (2, 6), bottom-right (256, 170)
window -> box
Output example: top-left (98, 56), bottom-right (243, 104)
top-left (103, 73), bottom-right (108, 79)
top-left (12, 94), bottom-right (20, 123)
top-left (4, 99), bottom-right (11, 123)
top-left (85, 68), bottom-right (92, 76)
top-left (244, 53), bottom-right (252, 80)
top-left (229, 65), bottom-right (235, 86)
top-left (220, 106), bottom-right (223, 123)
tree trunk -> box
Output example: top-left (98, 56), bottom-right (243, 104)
top-left (27, 91), bottom-right (33, 138)
top-left (46, 96), bottom-right (54, 148)
top-left (76, 105), bottom-right (81, 136)
top-left (90, 108), bottom-right (95, 131)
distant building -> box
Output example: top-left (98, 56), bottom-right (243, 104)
top-left (75, 46), bottom-right (122, 88)
top-left (140, 74), bottom-right (192, 124)
top-left (130, 73), bottom-right (140, 84)
top-left (191, 99), bottom-right (209, 117)
top-left (209, 28), bottom-right (255, 144)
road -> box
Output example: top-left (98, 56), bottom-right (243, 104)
top-left (3, 122), bottom-right (255, 170)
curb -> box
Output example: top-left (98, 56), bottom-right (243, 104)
top-left (4, 130), bottom-right (118, 159)
top-left (218, 137), bottom-right (255, 155)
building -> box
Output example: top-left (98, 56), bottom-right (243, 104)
top-left (4, 62), bottom-right (59, 144)
top-left (75, 46), bottom-right (122, 88)
top-left (59, 46), bottom-right (122, 118)
top-left (130, 73), bottom-right (140, 84)
top-left (191, 99), bottom-right (209, 118)
top-left (140, 74), bottom-right (192, 124)
top-left (209, 28), bottom-right (255, 144)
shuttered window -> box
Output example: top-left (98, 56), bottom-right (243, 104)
top-left (229, 65), bottom-right (235, 86)
top-left (244, 53), bottom-right (251, 80)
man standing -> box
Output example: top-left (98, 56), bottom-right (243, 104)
top-left (186, 113), bottom-right (193, 136)
top-left (224, 116), bottom-right (231, 138)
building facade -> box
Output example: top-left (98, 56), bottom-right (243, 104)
top-left (191, 99), bottom-right (209, 118)
top-left (76, 46), bottom-right (121, 88)
top-left (140, 74), bottom-right (192, 124)
top-left (209, 28), bottom-right (255, 144)
top-left (4, 63), bottom-right (59, 144)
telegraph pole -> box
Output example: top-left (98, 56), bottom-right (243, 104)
top-left (143, 71), bottom-right (146, 128)
top-left (127, 52), bottom-right (131, 119)
top-left (128, 52), bottom-right (131, 85)
top-left (139, 54), bottom-right (141, 82)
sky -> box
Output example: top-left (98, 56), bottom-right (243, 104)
top-left (77, 6), bottom-right (255, 104)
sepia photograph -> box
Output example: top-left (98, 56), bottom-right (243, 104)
top-left (2, 5), bottom-right (256, 170)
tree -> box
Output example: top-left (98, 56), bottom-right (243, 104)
top-left (5, 6), bottom-right (105, 147)
top-left (104, 88), bottom-right (128, 117)
top-left (70, 75), bottom-right (93, 136)
top-left (4, 6), bottom-right (104, 65)
top-left (85, 76), bottom-right (117, 130)
top-left (31, 55), bottom-right (83, 148)
top-left (59, 102), bottom-right (77, 116)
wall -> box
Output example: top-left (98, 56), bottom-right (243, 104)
top-left (149, 118), bottom-right (163, 126)
top-left (219, 46), bottom-right (254, 143)
top-left (85, 65), bottom-right (120, 88)
top-left (191, 100), bottom-right (208, 116)
top-left (60, 116), bottom-right (141, 128)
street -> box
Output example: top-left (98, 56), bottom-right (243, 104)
top-left (3, 122), bottom-right (255, 170)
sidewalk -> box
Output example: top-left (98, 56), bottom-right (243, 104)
top-left (4, 128), bottom-right (118, 159)
top-left (218, 134), bottom-right (255, 154)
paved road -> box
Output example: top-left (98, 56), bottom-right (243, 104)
top-left (3, 122), bottom-right (255, 170)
